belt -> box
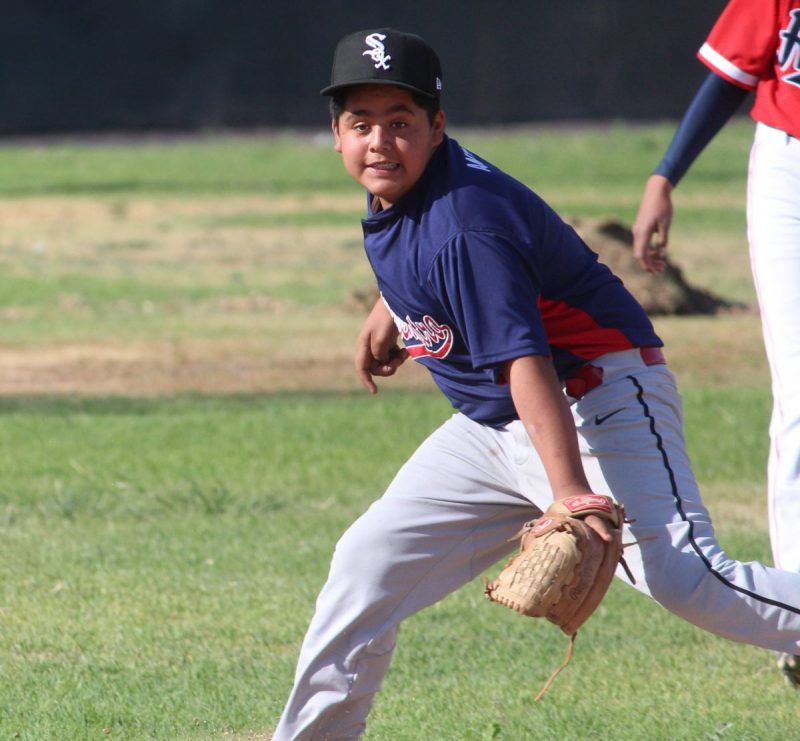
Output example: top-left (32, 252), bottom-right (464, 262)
top-left (564, 347), bottom-right (666, 400)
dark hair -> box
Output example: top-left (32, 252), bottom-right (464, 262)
top-left (329, 87), bottom-right (441, 124)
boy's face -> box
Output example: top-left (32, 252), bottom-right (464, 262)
top-left (332, 85), bottom-right (446, 210)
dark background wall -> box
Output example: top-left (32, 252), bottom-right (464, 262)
top-left (0, 1), bottom-right (729, 134)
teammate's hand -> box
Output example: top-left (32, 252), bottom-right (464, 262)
top-left (355, 297), bottom-right (407, 393)
top-left (632, 174), bottom-right (674, 274)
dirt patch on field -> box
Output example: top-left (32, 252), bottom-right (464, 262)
top-left (0, 196), bottom-right (755, 396)
top-left (569, 217), bottom-right (744, 315)
top-left (0, 338), bottom-right (435, 396)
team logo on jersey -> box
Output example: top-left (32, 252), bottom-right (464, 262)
top-left (779, 9), bottom-right (800, 87)
top-left (381, 296), bottom-right (454, 359)
top-left (363, 33), bottom-right (392, 70)
top-left (396, 313), bottom-right (454, 359)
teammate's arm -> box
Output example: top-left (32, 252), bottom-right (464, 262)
top-left (505, 354), bottom-right (612, 541)
top-left (355, 296), bottom-right (408, 394)
top-left (632, 72), bottom-right (748, 272)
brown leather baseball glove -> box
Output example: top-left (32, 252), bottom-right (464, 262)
top-left (484, 494), bottom-right (631, 698)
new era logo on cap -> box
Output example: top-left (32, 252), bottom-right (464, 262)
top-left (321, 28), bottom-right (442, 100)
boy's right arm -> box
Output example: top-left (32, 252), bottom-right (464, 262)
top-left (355, 296), bottom-right (408, 394)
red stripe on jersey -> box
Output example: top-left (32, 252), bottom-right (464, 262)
top-left (406, 343), bottom-right (451, 359)
top-left (538, 298), bottom-right (635, 359)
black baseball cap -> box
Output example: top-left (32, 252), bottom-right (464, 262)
top-left (320, 28), bottom-right (442, 100)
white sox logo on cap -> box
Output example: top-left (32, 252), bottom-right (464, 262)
top-left (363, 33), bottom-right (392, 70)
top-left (321, 28), bottom-right (442, 100)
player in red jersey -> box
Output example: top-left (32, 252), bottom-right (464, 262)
top-left (633, 0), bottom-right (800, 687)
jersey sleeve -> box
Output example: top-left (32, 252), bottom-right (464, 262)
top-left (699, 0), bottom-right (780, 88)
top-left (426, 231), bottom-right (550, 377)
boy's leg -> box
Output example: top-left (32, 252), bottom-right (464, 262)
top-left (273, 413), bottom-right (538, 740)
top-left (567, 353), bottom-right (800, 652)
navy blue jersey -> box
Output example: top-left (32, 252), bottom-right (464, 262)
top-left (362, 135), bottom-right (662, 426)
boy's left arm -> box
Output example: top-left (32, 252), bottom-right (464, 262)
top-left (504, 354), bottom-right (612, 542)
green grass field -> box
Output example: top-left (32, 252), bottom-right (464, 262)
top-left (3, 119), bottom-right (799, 739)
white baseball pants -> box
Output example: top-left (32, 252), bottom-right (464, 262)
top-left (748, 123), bottom-right (800, 572)
top-left (273, 351), bottom-right (800, 740)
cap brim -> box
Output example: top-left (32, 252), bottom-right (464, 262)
top-left (320, 79), bottom-right (438, 99)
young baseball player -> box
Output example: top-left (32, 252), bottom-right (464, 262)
top-left (632, 0), bottom-right (800, 685)
top-left (273, 28), bottom-right (800, 739)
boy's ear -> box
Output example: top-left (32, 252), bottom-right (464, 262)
top-left (432, 109), bottom-right (446, 146)
top-left (331, 119), bottom-right (342, 153)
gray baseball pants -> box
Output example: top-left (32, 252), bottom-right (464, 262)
top-left (273, 350), bottom-right (800, 740)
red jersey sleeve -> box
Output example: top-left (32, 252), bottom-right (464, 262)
top-left (698, 0), bottom-right (800, 138)
top-left (699, 0), bottom-right (780, 89)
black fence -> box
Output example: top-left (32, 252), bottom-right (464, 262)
top-left (1, 1), bottom-right (729, 134)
